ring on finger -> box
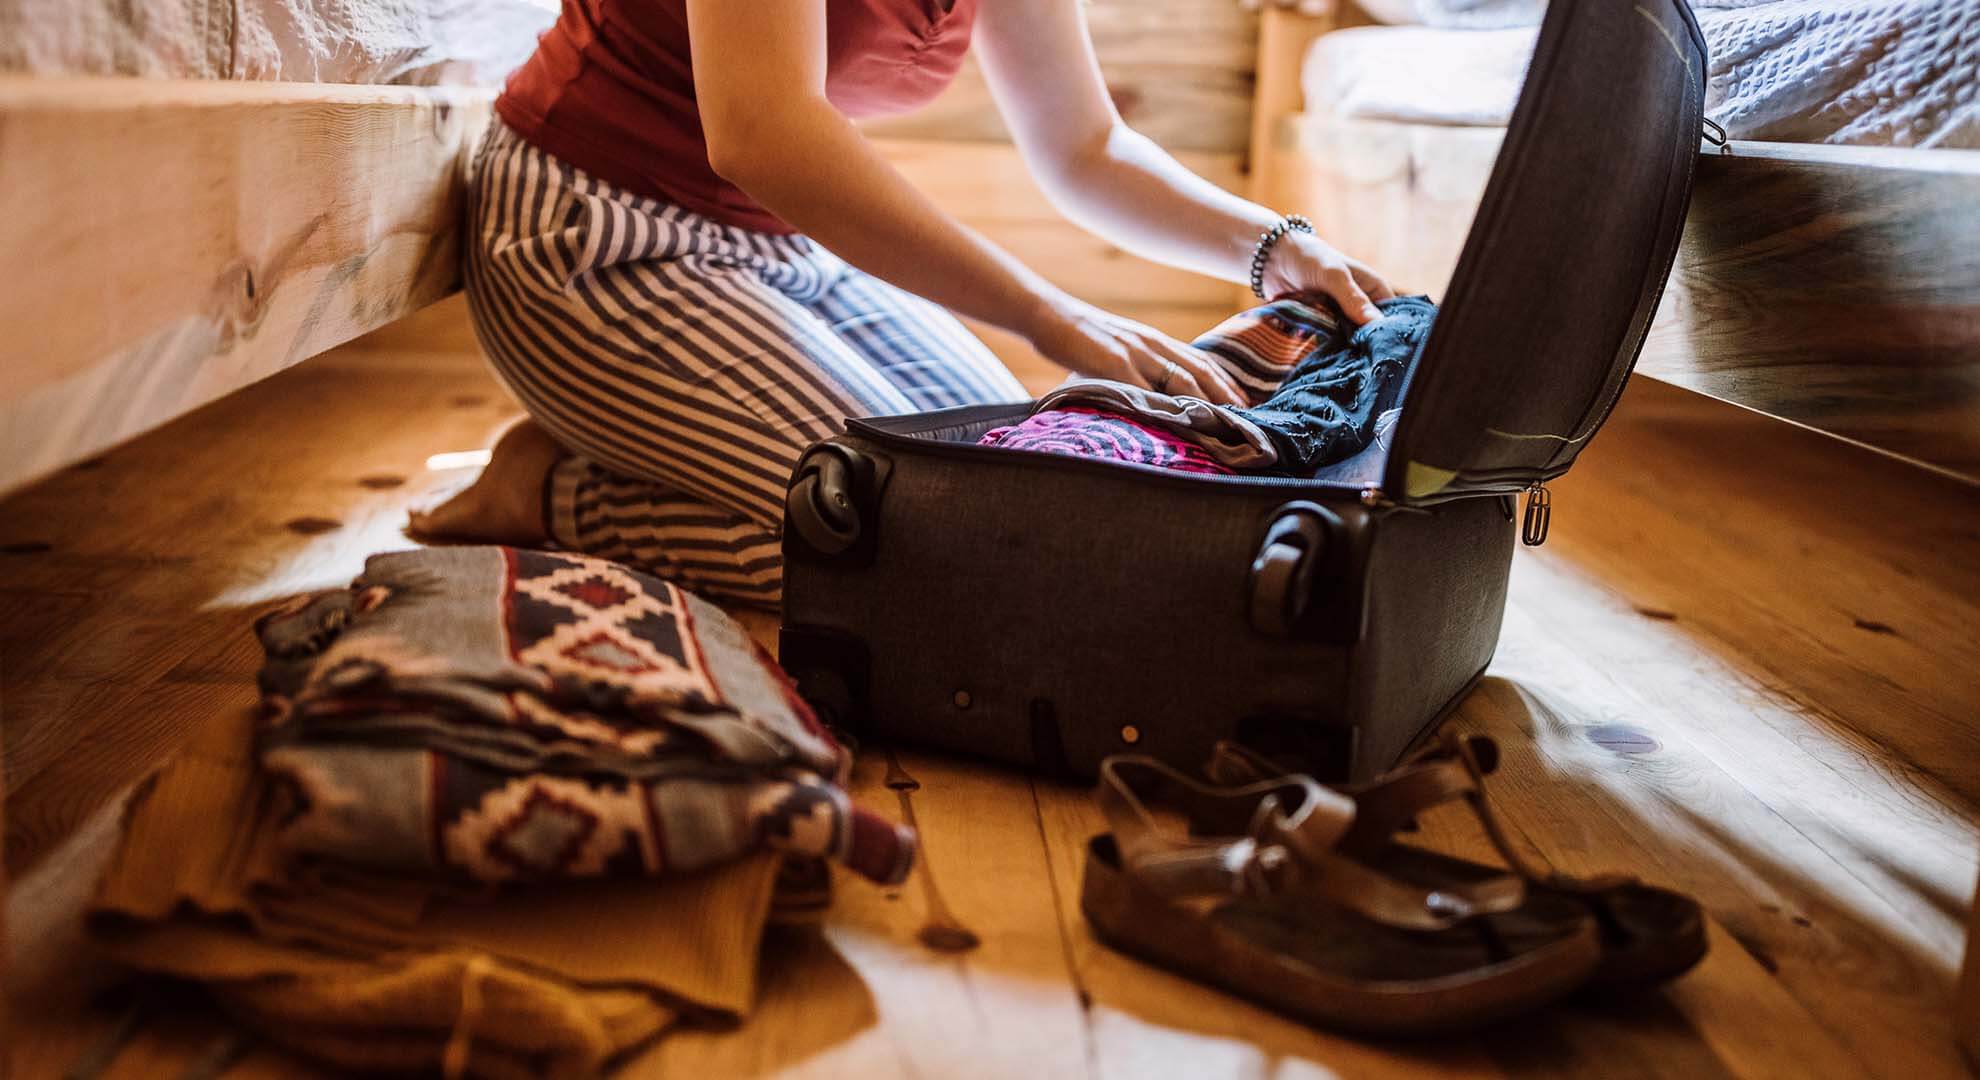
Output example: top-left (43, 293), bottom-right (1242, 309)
top-left (1157, 360), bottom-right (1180, 392)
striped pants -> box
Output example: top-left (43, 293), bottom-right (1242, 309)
top-left (463, 122), bottom-right (1028, 607)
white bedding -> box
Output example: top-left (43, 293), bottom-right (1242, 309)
top-left (0, 0), bottom-right (555, 85)
top-left (1303, 0), bottom-right (1980, 148)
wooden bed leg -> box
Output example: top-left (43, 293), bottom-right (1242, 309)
top-left (2, 712), bottom-right (9, 1079)
top-left (1248, 3), bottom-right (1338, 204)
top-left (1243, 1), bottom-right (1371, 307)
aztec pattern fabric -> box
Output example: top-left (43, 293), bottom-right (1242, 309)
top-left (254, 545), bottom-right (914, 886)
top-left (1194, 298), bottom-right (1351, 406)
top-left (1231, 295), bottom-right (1435, 473)
top-left (978, 406), bottom-right (1238, 475)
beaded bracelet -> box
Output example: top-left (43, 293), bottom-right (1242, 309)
top-left (1249, 214), bottom-right (1314, 299)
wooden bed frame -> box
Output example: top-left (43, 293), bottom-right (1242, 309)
top-left (1245, 1), bottom-right (1980, 485)
top-left (0, 78), bottom-right (493, 497)
top-left (0, 71), bottom-right (1251, 497)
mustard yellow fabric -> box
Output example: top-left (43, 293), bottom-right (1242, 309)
top-left (88, 708), bottom-right (784, 1078)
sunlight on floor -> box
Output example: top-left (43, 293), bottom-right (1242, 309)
top-left (1497, 549), bottom-right (1977, 975)
top-left (426, 449), bottom-right (493, 470)
top-left (201, 493), bottom-right (431, 610)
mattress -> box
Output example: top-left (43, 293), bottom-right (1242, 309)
top-left (0, 0), bottom-right (556, 85)
top-left (1302, 0), bottom-right (1980, 148)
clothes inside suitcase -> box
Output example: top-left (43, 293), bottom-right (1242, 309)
top-left (780, 0), bottom-right (1708, 781)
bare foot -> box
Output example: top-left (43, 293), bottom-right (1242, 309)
top-left (407, 417), bottom-right (563, 545)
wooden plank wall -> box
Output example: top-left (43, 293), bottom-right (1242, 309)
top-left (0, 79), bottom-right (492, 496)
top-left (865, 0), bottom-right (1260, 392)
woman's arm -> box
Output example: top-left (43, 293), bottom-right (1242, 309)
top-left (974, 0), bottom-right (1394, 324)
top-left (686, 0), bottom-right (1244, 404)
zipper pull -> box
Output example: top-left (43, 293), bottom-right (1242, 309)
top-left (1521, 483), bottom-right (1552, 546)
top-left (1702, 116), bottom-right (1731, 155)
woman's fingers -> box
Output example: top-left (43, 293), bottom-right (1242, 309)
top-left (1124, 345), bottom-right (1174, 393)
top-left (1349, 259), bottom-right (1397, 303)
top-left (1265, 233), bottom-right (1397, 321)
top-left (1164, 343), bottom-right (1247, 406)
top-left (1323, 265), bottom-right (1383, 325)
top-left (1151, 339), bottom-right (1245, 406)
top-left (1160, 361), bottom-right (1209, 402)
top-left (1191, 358), bottom-right (1248, 407)
top-left (1131, 346), bottom-right (1206, 403)
top-left (1052, 305), bottom-right (1248, 407)
top-left (1118, 328), bottom-right (1243, 406)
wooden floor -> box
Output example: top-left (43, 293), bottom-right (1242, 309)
top-left (3, 313), bottom-right (1977, 1078)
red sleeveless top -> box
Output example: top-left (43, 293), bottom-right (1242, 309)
top-left (496, 0), bottom-right (978, 234)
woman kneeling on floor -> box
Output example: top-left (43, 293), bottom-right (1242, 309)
top-left (413, 0), bottom-right (1393, 606)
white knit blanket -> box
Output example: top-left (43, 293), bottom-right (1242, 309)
top-left (1305, 0), bottom-right (1980, 148)
top-left (1704, 0), bottom-right (1979, 147)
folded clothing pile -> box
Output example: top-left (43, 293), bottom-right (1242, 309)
top-left (87, 545), bottom-right (912, 1077)
top-left (975, 406), bottom-right (1242, 475)
top-left (981, 296), bottom-right (1434, 477)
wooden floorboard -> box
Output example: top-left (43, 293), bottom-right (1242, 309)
top-left (2, 324), bottom-right (1974, 1076)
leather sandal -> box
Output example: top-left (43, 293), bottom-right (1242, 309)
top-left (1206, 733), bottom-right (1708, 991)
top-left (1080, 756), bottom-right (1603, 1035)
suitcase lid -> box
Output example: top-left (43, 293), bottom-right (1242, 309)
top-left (1382, 0), bottom-right (1707, 506)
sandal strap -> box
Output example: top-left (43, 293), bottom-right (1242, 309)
top-left (1096, 755), bottom-right (1517, 931)
top-left (1212, 735), bottom-right (1633, 895)
top-left (1098, 755), bottom-right (1346, 893)
top-left (1394, 734), bottom-right (1633, 894)
top-left (1342, 749), bottom-right (1483, 855)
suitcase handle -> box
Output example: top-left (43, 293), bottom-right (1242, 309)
top-left (1248, 503), bottom-right (1341, 637)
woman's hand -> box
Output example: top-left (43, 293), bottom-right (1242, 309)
top-left (1026, 297), bottom-right (1248, 406)
top-left (1258, 230), bottom-right (1398, 325)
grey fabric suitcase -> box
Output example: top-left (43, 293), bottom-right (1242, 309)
top-left (778, 0), bottom-right (1708, 781)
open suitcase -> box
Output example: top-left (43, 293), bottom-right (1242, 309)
top-left (779, 0), bottom-right (1708, 781)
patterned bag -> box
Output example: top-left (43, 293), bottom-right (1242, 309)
top-left (254, 546), bottom-right (913, 885)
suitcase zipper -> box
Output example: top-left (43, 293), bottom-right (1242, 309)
top-left (1521, 482), bottom-right (1552, 546)
top-left (843, 419), bottom-right (1495, 515)
top-left (842, 416), bottom-right (1369, 493)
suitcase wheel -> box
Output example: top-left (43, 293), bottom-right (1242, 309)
top-left (793, 664), bottom-right (855, 729)
top-left (1249, 541), bottom-right (1312, 636)
top-left (787, 447), bottom-right (866, 556)
top-left (1248, 502), bottom-right (1339, 637)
